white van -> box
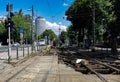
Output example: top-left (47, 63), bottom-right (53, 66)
top-left (38, 39), bottom-right (46, 46)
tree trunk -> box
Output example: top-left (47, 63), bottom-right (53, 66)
top-left (78, 29), bottom-right (81, 47)
top-left (111, 37), bottom-right (118, 55)
top-left (77, 28), bottom-right (84, 47)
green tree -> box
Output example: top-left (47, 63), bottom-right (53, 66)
top-left (23, 14), bottom-right (32, 44)
top-left (0, 9), bottom-right (32, 44)
top-left (67, 25), bottom-right (77, 45)
top-left (0, 22), bottom-right (7, 44)
top-left (65, 0), bottom-right (114, 46)
top-left (109, 0), bottom-right (120, 55)
top-left (12, 9), bottom-right (32, 43)
top-left (39, 29), bottom-right (57, 41)
top-left (0, 22), bottom-right (6, 34)
top-left (60, 31), bottom-right (67, 44)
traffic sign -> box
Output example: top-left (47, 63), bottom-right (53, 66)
top-left (19, 28), bottom-right (24, 33)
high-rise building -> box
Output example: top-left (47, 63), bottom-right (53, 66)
top-left (35, 16), bottom-right (46, 35)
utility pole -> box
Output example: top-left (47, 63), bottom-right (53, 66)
top-left (92, 0), bottom-right (95, 51)
top-left (32, 5), bottom-right (34, 44)
top-left (6, 3), bottom-right (12, 62)
top-left (31, 5), bottom-right (34, 51)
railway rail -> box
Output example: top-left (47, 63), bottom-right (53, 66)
top-left (58, 48), bottom-right (120, 82)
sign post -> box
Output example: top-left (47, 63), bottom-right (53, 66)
top-left (19, 28), bottom-right (24, 45)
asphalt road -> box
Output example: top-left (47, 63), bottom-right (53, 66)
top-left (0, 45), bottom-right (46, 60)
top-left (0, 46), bottom-right (28, 60)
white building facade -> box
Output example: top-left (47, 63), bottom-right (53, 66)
top-left (35, 17), bottom-right (46, 35)
top-left (0, 16), bottom-right (6, 23)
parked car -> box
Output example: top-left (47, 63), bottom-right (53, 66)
top-left (38, 39), bottom-right (46, 46)
top-left (12, 42), bottom-right (20, 47)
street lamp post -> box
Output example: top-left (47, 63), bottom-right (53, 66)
top-left (27, 5), bottom-right (34, 44)
top-left (28, 5), bottom-right (34, 51)
top-left (27, 5), bottom-right (34, 51)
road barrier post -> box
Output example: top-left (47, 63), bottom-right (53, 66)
top-left (37, 45), bottom-right (38, 51)
top-left (31, 45), bottom-right (33, 53)
top-left (38, 45), bottom-right (39, 51)
top-left (35, 45), bottom-right (37, 53)
top-left (16, 46), bottom-right (19, 59)
top-left (23, 46), bottom-right (24, 57)
top-left (28, 46), bottom-right (29, 57)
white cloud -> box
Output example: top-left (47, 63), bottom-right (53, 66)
top-left (63, 3), bottom-right (69, 6)
top-left (45, 21), bottom-right (67, 35)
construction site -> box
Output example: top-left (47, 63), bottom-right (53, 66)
top-left (0, 47), bottom-right (119, 82)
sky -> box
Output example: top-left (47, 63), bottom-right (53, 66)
top-left (0, 0), bottom-right (74, 34)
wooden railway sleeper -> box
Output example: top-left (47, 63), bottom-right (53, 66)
top-left (94, 59), bottom-right (120, 74)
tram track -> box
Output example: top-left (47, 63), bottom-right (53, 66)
top-left (58, 48), bottom-right (120, 82)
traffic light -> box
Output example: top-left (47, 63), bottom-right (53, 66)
top-left (5, 19), bottom-right (8, 29)
top-left (6, 4), bottom-right (13, 12)
top-left (4, 18), bottom-right (15, 32)
top-left (5, 18), bottom-right (11, 29)
top-left (10, 20), bottom-right (15, 33)
top-left (10, 12), bottom-right (14, 18)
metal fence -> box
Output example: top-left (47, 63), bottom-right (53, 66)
top-left (0, 45), bottom-right (44, 63)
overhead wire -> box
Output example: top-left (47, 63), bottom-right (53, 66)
top-left (45, 0), bottom-right (70, 22)
top-left (46, 0), bottom-right (56, 22)
top-left (53, 0), bottom-right (74, 18)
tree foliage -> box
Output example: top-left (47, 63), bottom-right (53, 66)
top-left (0, 22), bottom-right (7, 43)
top-left (39, 29), bottom-right (57, 41)
top-left (12, 9), bottom-right (32, 43)
top-left (0, 22), bottom-right (6, 34)
top-left (67, 25), bottom-right (77, 45)
top-left (0, 9), bottom-right (32, 44)
top-left (65, 0), bottom-right (114, 46)
top-left (66, 0), bottom-right (114, 29)
top-left (60, 31), bottom-right (67, 43)
top-left (113, 0), bottom-right (120, 32)
top-left (108, 0), bottom-right (120, 54)
top-left (12, 9), bottom-right (31, 30)
top-left (66, 0), bottom-right (120, 54)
